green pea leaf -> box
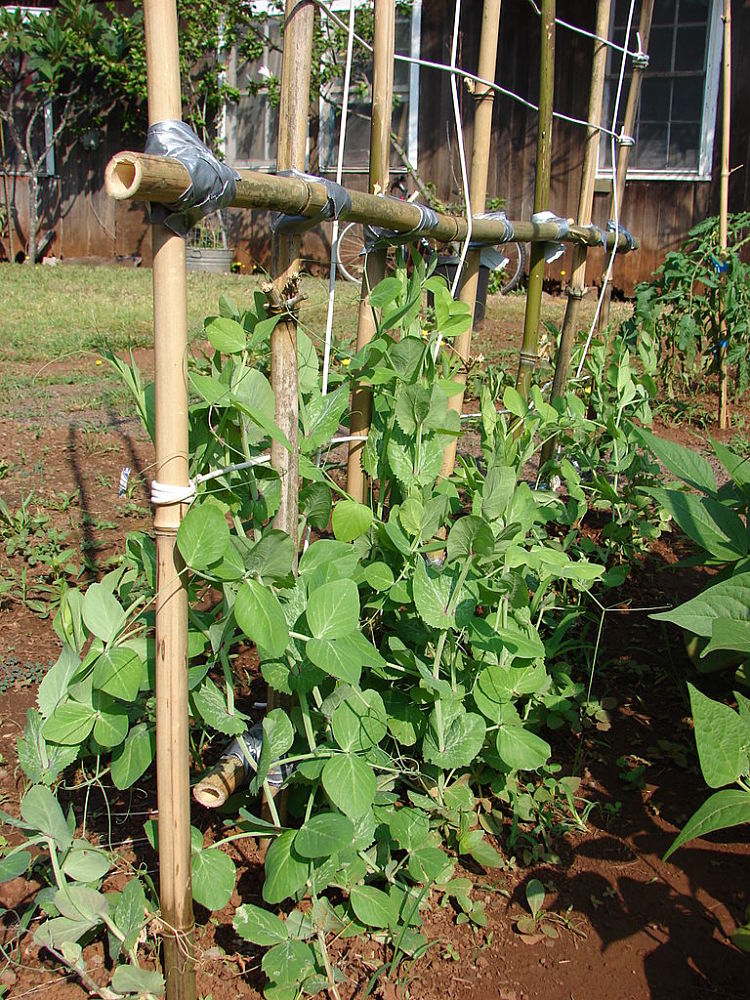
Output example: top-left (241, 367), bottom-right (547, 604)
top-left (82, 583), bottom-right (126, 644)
top-left (235, 579), bottom-right (290, 657)
top-left (495, 725), bottom-right (550, 771)
top-left (191, 847), bottom-right (236, 910)
top-left (332, 499), bottom-right (373, 542)
top-left (42, 702), bottom-right (96, 746)
top-left (322, 753), bottom-right (377, 819)
top-left (331, 689), bottom-right (387, 752)
top-left (0, 851), bottom-right (31, 884)
top-left (234, 903), bottom-right (289, 946)
top-left (62, 843), bottom-right (111, 883)
top-left (349, 884), bottom-right (397, 929)
top-left (307, 579), bottom-right (360, 640)
top-left (446, 516), bottom-right (495, 562)
top-left (111, 966), bottom-right (165, 997)
top-left (295, 812), bottom-right (355, 859)
top-left (177, 501), bottom-right (230, 571)
top-left (92, 647), bottom-right (144, 702)
top-left (205, 316), bottom-right (247, 354)
top-left (110, 723), bottom-right (155, 790)
top-left (262, 940), bottom-right (317, 989)
top-left (263, 830), bottom-right (310, 905)
top-left (307, 636), bottom-right (362, 685)
top-left (423, 709), bottom-right (486, 768)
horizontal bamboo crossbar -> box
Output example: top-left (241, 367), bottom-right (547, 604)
top-left (106, 151), bottom-right (638, 252)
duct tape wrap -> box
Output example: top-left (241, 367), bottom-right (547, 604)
top-left (271, 169), bottom-right (351, 234)
top-left (606, 219), bottom-right (636, 252)
top-left (143, 121), bottom-right (239, 237)
top-left (364, 200), bottom-right (439, 251)
top-left (531, 210), bottom-right (570, 263)
top-left (225, 722), bottom-right (292, 788)
top-left (468, 210), bottom-right (515, 246)
top-left (582, 223), bottom-right (607, 247)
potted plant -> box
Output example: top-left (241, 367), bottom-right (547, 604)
top-left (186, 210), bottom-right (235, 273)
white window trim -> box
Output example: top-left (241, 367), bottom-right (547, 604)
top-left (318, 0), bottom-right (422, 175)
top-left (596, 0), bottom-right (723, 183)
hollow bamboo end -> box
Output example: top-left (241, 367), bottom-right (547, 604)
top-left (105, 155), bottom-right (142, 200)
top-left (193, 757), bottom-right (245, 809)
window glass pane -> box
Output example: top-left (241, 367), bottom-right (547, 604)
top-left (633, 123), bottom-right (668, 168)
top-left (639, 77), bottom-right (672, 121)
top-left (674, 25), bottom-right (708, 71)
top-left (648, 26), bottom-right (675, 71)
top-left (671, 76), bottom-right (704, 121)
top-left (651, 0), bottom-right (677, 26)
top-left (679, 0), bottom-right (710, 24)
top-left (668, 124), bottom-right (700, 168)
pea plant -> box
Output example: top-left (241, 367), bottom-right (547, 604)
top-left (1, 257), bottom-right (651, 998)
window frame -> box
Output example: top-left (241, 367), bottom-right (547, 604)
top-left (596, 0), bottom-right (723, 182)
top-left (317, 0), bottom-right (422, 175)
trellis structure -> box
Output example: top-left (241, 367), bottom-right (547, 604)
top-left (104, 1), bottom-right (647, 996)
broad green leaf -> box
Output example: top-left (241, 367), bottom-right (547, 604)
top-left (331, 688), bottom-right (387, 752)
top-left (92, 647), bottom-right (144, 702)
top-left (304, 385), bottom-right (349, 451)
top-left (62, 843), bottom-right (111, 883)
top-left (234, 903), bottom-right (289, 946)
top-left (349, 884), bottom-right (397, 929)
top-left (458, 829), bottom-right (504, 869)
top-left (17, 709), bottom-right (79, 785)
top-left (381, 690), bottom-right (425, 746)
top-left (263, 829), bottom-right (310, 905)
top-left (177, 501), bottom-right (230, 572)
top-left (703, 618), bottom-right (750, 656)
top-left (652, 573), bottom-right (750, 637)
top-left (110, 723), bottom-right (155, 790)
top-left (389, 808), bottom-right (430, 851)
top-left (111, 966), bottom-right (165, 997)
top-left (664, 788), bottom-right (750, 860)
top-left (473, 664), bottom-right (513, 722)
top-left (250, 709), bottom-right (294, 792)
top-left (235, 579), bottom-right (290, 657)
top-left (307, 636), bottom-right (362, 685)
top-left (82, 584), bottom-right (126, 644)
top-left (299, 539), bottom-right (359, 583)
top-left (191, 848), bottom-right (236, 910)
top-left (688, 683), bottom-right (747, 788)
top-left (467, 617), bottom-right (545, 661)
top-left (423, 709), bottom-right (486, 768)
top-left (295, 812), bottom-right (354, 859)
top-left (55, 885), bottom-right (109, 921)
top-left (444, 783), bottom-right (475, 813)
top-left (322, 753), bottom-right (377, 819)
top-left (37, 647), bottom-right (80, 718)
top-left (407, 846), bottom-right (454, 885)
top-left (297, 328), bottom-right (319, 393)
top-left (636, 428), bottom-right (717, 495)
top-left (92, 701), bottom-right (129, 748)
top-left (35, 915), bottom-right (97, 949)
top-left (526, 878), bottom-right (546, 918)
top-left (369, 275), bottom-right (402, 309)
top-left (42, 702), bottom-right (96, 746)
top-left (262, 940), bottom-right (317, 988)
top-left (332, 499), bottom-right (373, 542)
top-left (206, 316), bottom-right (247, 354)
top-left (413, 558), bottom-right (453, 630)
top-left (307, 579), bottom-right (360, 640)
top-left (711, 438), bottom-right (750, 491)
top-left (503, 385), bottom-right (527, 418)
top-left (114, 878), bottom-right (148, 952)
top-left (192, 677), bottom-right (247, 736)
top-left (495, 725), bottom-right (550, 771)
top-left (648, 488), bottom-right (747, 561)
top-left (447, 516), bottom-right (495, 562)
top-left (230, 368), bottom-right (276, 446)
top-left (0, 851), bottom-right (31, 883)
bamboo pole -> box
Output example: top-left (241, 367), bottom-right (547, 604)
top-left (718, 0), bottom-right (731, 430)
top-left (346, 0), bottom-right (396, 503)
top-left (440, 0), bottom-right (502, 481)
top-left (142, 0), bottom-right (195, 997)
top-left (595, 0), bottom-right (654, 339)
top-left (515, 0), bottom-right (555, 400)
top-left (540, 0), bottom-right (610, 467)
top-left (271, 0), bottom-right (314, 564)
top-left (105, 152), bottom-right (637, 253)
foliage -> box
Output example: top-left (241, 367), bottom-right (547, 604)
top-left (3, 253), bottom-right (664, 997)
top-left (628, 213), bottom-right (750, 414)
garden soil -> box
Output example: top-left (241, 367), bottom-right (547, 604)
top-left (1, 336), bottom-right (749, 1000)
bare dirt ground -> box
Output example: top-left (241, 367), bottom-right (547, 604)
top-left (1, 312), bottom-right (749, 1000)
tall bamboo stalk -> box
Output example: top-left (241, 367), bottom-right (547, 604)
top-left (440, 0), bottom-right (502, 481)
top-left (143, 0), bottom-right (195, 997)
top-left (346, 0), bottom-right (395, 503)
top-left (540, 0), bottom-right (610, 467)
top-left (270, 0), bottom-right (314, 564)
top-left (515, 0), bottom-right (555, 400)
top-left (718, 0), bottom-right (731, 430)
top-left (595, 0), bottom-right (654, 339)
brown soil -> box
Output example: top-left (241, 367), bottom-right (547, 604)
top-left (1, 338), bottom-right (749, 1000)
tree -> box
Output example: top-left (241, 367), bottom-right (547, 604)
top-left (0, 0), bottom-right (135, 263)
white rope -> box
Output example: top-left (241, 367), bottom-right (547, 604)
top-left (321, 0), bottom-right (356, 397)
top-left (575, 0), bottom-right (637, 380)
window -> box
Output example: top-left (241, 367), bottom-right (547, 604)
top-left (224, 10), bottom-right (282, 170)
top-left (598, 0), bottom-right (723, 179)
top-left (318, 0), bottom-right (422, 173)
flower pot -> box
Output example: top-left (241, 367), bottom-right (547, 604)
top-left (185, 247), bottom-right (235, 274)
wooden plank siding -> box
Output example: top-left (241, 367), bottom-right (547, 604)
top-left (1, 0), bottom-right (747, 287)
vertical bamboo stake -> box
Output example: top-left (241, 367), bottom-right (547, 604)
top-left (143, 0), bottom-right (196, 997)
top-left (595, 0), bottom-right (654, 338)
top-left (346, 0), bottom-right (395, 502)
top-left (440, 0), bottom-right (502, 481)
top-left (515, 0), bottom-right (555, 400)
top-left (270, 0), bottom-right (314, 562)
top-left (718, 0), bottom-right (731, 430)
top-left (540, 0), bottom-right (610, 467)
